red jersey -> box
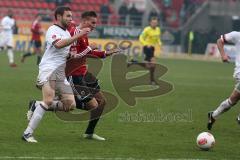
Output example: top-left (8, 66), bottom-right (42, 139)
top-left (66, 26), bottom-right (106, 76)
top-left (31, 19), bottom-right (41, 41)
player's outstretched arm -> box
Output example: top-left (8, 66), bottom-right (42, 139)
top-left (217, 38), bottom-right (229, 62)
top-left (105, 49), bottom-right (121, 56)
top-left (54, 28), bottom-right (91, 49)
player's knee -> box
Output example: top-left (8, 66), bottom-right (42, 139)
top-left (63, 99), bottom-right (76, 111)
top-left (230, 91), bottom-right (240, 104)
top-left (90, 103), bottom-right (98, 110)
top-left (43, 99), bottom-right (53, 107)
top-left (86, 99), bottom-right (98, 110)
top-left (98, 97), bottom-right (106, 109)
top-left (229, 97), bottom-right (238, 105)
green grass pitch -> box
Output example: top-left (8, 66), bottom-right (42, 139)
top-left (0, 52), bottom-right (239, 160)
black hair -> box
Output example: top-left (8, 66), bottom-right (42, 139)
top-left (150, 17), bottom-right (158, 22)
top-left (54, 6), bottom-right (71, 20)
top-left (81, 11), bottom-right (97, 19)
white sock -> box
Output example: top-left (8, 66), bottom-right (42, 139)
top-left (212, 99), bottom-right (233, 119)
top-left (7, 49), bottom-right (14, 64)
top-left (24, 102), bottom-right (47, 135)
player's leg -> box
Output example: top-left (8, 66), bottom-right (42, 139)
top-left (138, 46), bottom-right (156, 84)
top-left (59, 93), bottom-right (76, 111)
top-left (35, 41), bottom-right (42, 65)
top-left (0, 33), bottom-right (5, 52)
top-left (70, 72), bottom-right (106, 140)
top-left (27, 79), bottom-right (76, 121)
top-left (50, 67), bottom-right (76, 111)
top-left (7, 35), bottom-right (17, 67)
top-left (83, 91), bottom-right (106, 141)
top-left (23, 81), bottom-right (56, 142)
top-left (7, 46), bottom-right (16, 67)
top-left (21, 40), bottom-right (34, 63)
top-left (127, 46), bottom-right (149, 68)
top-left (208, 88), bottom-right (240, 130)
top-left (147, 47), bottom-right (157, 85)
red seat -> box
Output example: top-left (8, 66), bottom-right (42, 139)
top-left (13, 8), bottom-right (22, 15)
top-left (96, 0), bottom-right (103, 4)
top-left (41, 2), bottom-right (49, 9)
top-left (85, 5), bottom-right (94, 11)
top-left (22, 9), bottom-right (32, 15)
top-left (34, 2), bottom-right (42, 9)
top-left (88, 0), bottom-right (95, 4)
top-left (79, 5), bottom-right (86, 12)
top-left (14, 15), bottom-right (21, 21)
top-left (31, 9), bottom-right (39, 15)
top-left (75, 0), bottom-right (82, 4)
top-left (3, 0), bottom-right (11, 7)
top-left (94, 6), bottom-right (100, 12)
top-left (26, 1), bottom-right (34, 8)
top-left (18, 1), bottom-right (28, 8)
top-left (81, 0), bottom-right (89, 4)
top-left (11, 0), bottom-right (18, 8)
top-left (70, 4), bottom-right (79, 11)
top-left (49, 3), bottom-right (56, 10)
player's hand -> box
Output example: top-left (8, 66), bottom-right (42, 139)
top-left (79, 27), bottom-right (91, 36)
top-left (40, 29), bottom-right (44, 35)
top-left (89, 42), bottom-right (98, 50)
top-left (105, 49), bottom-right (121, 56)
top-left (222, 54), bottom-right (230, 63)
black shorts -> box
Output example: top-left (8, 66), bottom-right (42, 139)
top-left (32, 40), bottom-right (42, 48)
top-left (143, 46), bottom-right (155, 62)
top-left (67, 72), bottom-right (100, 109)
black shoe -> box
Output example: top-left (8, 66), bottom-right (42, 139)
top-left (207, 111), bottom-right (215, 130)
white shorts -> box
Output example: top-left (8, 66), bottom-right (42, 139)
top-left (36, 67), bottom-right (73, 94)
top-left (0, 32), bottom-right (13, 47)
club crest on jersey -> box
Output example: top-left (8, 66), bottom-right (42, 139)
top-left (52, 35), bottom-right (57, 39)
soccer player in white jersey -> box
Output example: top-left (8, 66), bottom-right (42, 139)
top-left (208, 31), bottom-right (240, 130)
top-left (22, 6), bottom-right (91, 143)
top-left (0, 10), bottom-right (17, 67)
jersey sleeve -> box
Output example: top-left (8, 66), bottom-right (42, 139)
top-left (31, 22), bottom-right (40, 34)
top-left (223, 31), bottom-right (240, 44)
top-left (46, 27), bottom-right (62, 46)
top-left (139, 27), bottom-right (149, 46)
top-left (157, 27), bottom-right (162, 46)
top-left (90, 50), bottom-right (106, 58)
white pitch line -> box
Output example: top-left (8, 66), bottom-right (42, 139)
top-left (0, 157), bottom-right (208, 160)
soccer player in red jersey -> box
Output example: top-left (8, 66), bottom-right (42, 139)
top-left (66, 11), bottom-right (119, 141)
top-left (21, 14), bottom-right (43, 65)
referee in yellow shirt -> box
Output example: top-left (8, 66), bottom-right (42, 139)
top-left (130, 17), bottom-right (162, 85)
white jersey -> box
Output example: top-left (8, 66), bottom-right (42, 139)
top-left (39, 24), bottom-right (71, 72)
top-left (0, 16), bottom-right (15, 47)
top-left (0, 16), bottom-right (15, 35)
top-left (37, 24), bottom-right (71, 85)
top-left (223, 31), bottom-right (240, 79)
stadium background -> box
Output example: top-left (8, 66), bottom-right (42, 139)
top-left (1, 0), bottom-right (240, 159)
top-left (3, 0), bottom-right (238, 57)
